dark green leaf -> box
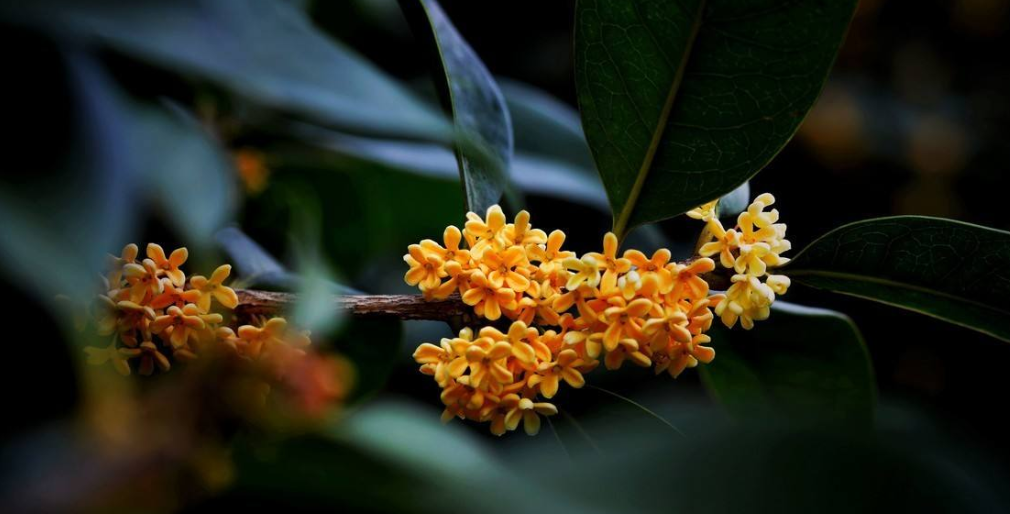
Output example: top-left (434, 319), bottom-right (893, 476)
top-left (700, 302), bottom-right (876, 424)
top-left (783, 216), bottom-right (1010, 342)
top-left (2, 0), bottom-right (450, 141)
top-left (400, 0), bottom-right (512, 212)
top-left (575, 0), bottom-right (858, 237)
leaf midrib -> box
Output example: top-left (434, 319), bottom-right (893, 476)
top-left (612, 0), bottom-right (708, 241)
top-left (786, 269), bottom-right (1010, 318)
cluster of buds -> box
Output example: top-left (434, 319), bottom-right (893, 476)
top-left (691, 193), bottom-right (792, 330)
top-left (406, 195), bottom-right (790, 435)
top-left (80, 244), bottom-right (352, 413)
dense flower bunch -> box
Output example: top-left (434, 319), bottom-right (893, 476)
top-left (691, 193), bottom-right (792, 330)
top-left (81, 243), bottom-right (350, 408)
top-left (406, 195), bottom-right (790, 435)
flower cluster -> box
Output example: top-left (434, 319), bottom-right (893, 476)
top-left (693, 193), bottom-right (792, 330)
top-left (81, 243), bottom-right (350, 410)
top-left (406, 196), bottom-right (790, 435)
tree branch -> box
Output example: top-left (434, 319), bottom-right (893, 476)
top-left (235, 289), bottom-right (475, 323)
top-left (233, 265), bottom-right (731, 324)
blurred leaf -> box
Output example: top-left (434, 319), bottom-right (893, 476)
top-left (0, 46), bottom-right (234, 303)
top-left (139, 101), bottom-right (238, 245)
top-left (307, 132), bottom-right (608, 211)
top-left (399, 0), bottom-right (512, 213)
top-left (700, 302), bottom-right (876, 425)
top-left (574, 0), bottom-right (858, 237)
top-left (216, 227), bottom-right (308, 292)
top-left (499, 78), bottom-right (597, 174)
top-left (516, 402), bottom-right (1008, 514)
top-left (783, 216), bottom-right (1010, 342)
top-left (225, 401), bottom-right (586, 513)
top-left (1, 0), bottom-right (450, 141)
top-left (716, 181), bottom-right (750, 219)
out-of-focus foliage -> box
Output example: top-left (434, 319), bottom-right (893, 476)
top-left (701, 302), bottom-right (876, 425)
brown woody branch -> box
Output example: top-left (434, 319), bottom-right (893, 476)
top-left (235, 289), bottom-right (477, 324)
top-left (234, 267), bottom-right (731, 324)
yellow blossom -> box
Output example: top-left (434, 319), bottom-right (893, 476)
top-left (599, 297), bottom-right (652, 352)
top-left (237, 317), bottom-right (288, 360)
top-left (585, 232), bottom-right (631, 294)
top-left (83, 341), bottom-right (132, 376)
top-left (529, 349), bottom-right (586, 398)
top-left (123, 259), bottom-right (164, 304)
top-left (667, 257), bottom-right (715, 302)
top-left (529, 229), bottom-right (574, 276)
top-left (500, 210), bottom-right (548, 248)
top-left (604, 338), bottom-right (652, 370)
top-left (686, 199), bottom-right (719, 222)
top-left (151, 304), bottom-right (206, 349)
top-left (189, 264), bottom-right (239, 311)
top-left (464, 205), bottom-right (507, 258)
top-left (461, 270), bottom-right (516, 321)
top-left (404, 244), bottom-right (446, 292)
top-left (516, 397), bottom-right (557, 436)
top-left (420, 225), bottom-right (471, 266)
top-left (146, 243), bottom-right (189, 287)
top-left (625, 248), bottom-right (674, 293)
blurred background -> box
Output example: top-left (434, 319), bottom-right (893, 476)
top-left (3, 0), bottom-right (1010, 512)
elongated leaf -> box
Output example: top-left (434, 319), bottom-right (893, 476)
top-left (500, 79), bottom-right (597, 174)
top-left (700, 302), bottom-right (876, 424)
top-left (400, 0), bottom-right (512, 212)
top-left (782, 216), bottom-right (1010, 342)
top-left (575, 0), bottom-right (858, 237)
top-left (307, 132), bottom-right (608, 210)
top-left (1, 0), bottom-right (450, 141)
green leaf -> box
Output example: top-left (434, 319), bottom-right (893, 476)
top-left (2, 0), bottom-right (450, 141)
top-left (399, 0), bottom-right (512, 212)
top-left (700, 302), bottom-right (876, 425)
top-left (782, 216), bottom-right (1010, 342)
top-left (574, 0), bottom-right (858, 238)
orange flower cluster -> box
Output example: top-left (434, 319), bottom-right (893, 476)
top-left (406, 200), bottom-right (791, 436)
top-left (82, 243), bottom-right (349, 409)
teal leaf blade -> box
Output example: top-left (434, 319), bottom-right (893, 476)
top-left (400, 0), bottom-right (512, 213)
top-left (782, 216), bottom-right (1010, 342)
top-left (575, 0), bottom-right (858, 237)
top-left (700, 302), bottom-right (876, 425)
top-left (1, 0), bottom-right (450, 141)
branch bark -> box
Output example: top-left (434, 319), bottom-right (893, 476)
top-left (234, 265), bottom-right (730, 324)
top-left (235, 289), bottom-right (475, 323)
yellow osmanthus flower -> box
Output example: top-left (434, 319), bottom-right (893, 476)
top-left (585, 232), bottom-right (632, 295)
top-left (407, 195), bottom-right (790, 435)
top-left (190, 264), bottom-right (240, 311)
top-left (81, 242), bottom-right (353, 420)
